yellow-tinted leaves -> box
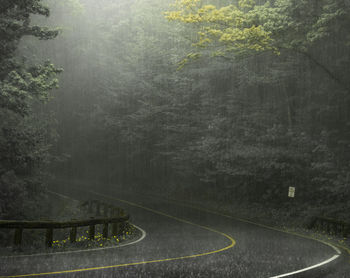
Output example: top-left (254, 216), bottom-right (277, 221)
top-left (177, 0), bottom-right (200, 8)
top-left (238, 0), bottom-right (256, 10)
top-left (165, 0), bottom-right (276, 65)
top-left (177, 52), bottom-right (201, 70)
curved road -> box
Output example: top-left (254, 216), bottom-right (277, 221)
top-left (1, 187), bottom-right (349, 278)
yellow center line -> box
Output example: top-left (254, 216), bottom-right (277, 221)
top-left (1, 192), bottom-right (235, 278)
top-left (150, 194), bottom-right (350, 260)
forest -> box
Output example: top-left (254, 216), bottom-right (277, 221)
top-left (0, 0), bottom-right (349, 224)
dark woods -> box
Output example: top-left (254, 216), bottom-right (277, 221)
top-left (0, 0), bottom-right (349, 221)
top-left (0, 0), bottom-right (61, 219)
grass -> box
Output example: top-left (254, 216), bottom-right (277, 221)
top-left (50, 223), bottom-right (136, 250)
top-left (0, 192), bottom-right (139, 257)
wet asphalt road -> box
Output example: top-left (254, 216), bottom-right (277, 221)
top-left (1, 186), bottom-right (349, 278)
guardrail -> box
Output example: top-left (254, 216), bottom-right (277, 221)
top-left (0, 199), bottom-right (129, 248)
top-left (308, 216), bottom-right (350, 237)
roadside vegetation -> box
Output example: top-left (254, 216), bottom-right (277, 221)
top-left (0, 0), bottom-right (349, 239)
top-left (0, 193), bottom-right (138, 256)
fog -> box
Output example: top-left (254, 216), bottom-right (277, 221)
top-left (1, 0), bottom-right (349, 276)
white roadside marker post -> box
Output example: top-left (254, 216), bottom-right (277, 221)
top-left (288, 186), bottom-right (295, 198)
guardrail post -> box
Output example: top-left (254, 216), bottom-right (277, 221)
top-left (108, 206), bottom-right (113, 217)
top-left (113, 208), bottom-right (119, 217)
top-left (89, 224), bottom-right (95, 240)
top-left (0, 200), bottom-right (130, 249)
top-left (88, 200), bottom-right (93, 214)
top-left (70, 227), bottom-right (77, 243)
top-left (96, 202), bottom-right (101, 216)
top-left (103, 223), bottom-right (108, 238)
top-left (46, 228), bottom-right (53, 248)
top-left (112, 222), bottom-right (119, 237)
top-left (14, 228), bottom-right (23, 246)
top-left (103, 205), bottom-right (108, 217)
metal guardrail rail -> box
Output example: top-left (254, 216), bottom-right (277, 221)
top-left (0, 199), bottom-right (129, 248)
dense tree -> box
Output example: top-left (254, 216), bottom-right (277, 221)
top-left (163, 0), bottom-right (350, 206)
top-left (17, 0), bottom-right (349, 218)
top-left (0, 0), bottom-right (61, 219)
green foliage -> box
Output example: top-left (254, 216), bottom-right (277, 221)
top-left (1, 62), bottom-right (61, 116)
top-left (0, 0), bottom-right (59, 63)
top-left (0, 0), bottom-right (60, 219)
top-left (165, 0), bottom-right (350, 87)
top-left (165, 0), bottom-right (278, 67)
top-left (37, 0), bottom-right (349, 215)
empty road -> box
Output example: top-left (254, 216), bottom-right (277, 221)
top-left (1, 185), bottom-right (349, 278)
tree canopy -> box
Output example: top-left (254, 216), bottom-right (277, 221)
top-left (1, 0), bottom-right (349, 221)
top-left (0, 0), bottom-right (61, 219)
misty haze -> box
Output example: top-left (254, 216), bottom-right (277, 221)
top-left (0, 0), bottom-right (350, 277)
